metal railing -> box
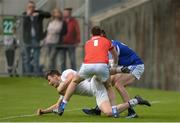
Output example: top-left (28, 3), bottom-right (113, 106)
top-left (0, 15), bottom-right (85, 76)
top-left (36, 0), bottom-right (48, 9)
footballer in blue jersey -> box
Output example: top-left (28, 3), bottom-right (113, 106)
top-left (82, 30), bottom-right (145, 118)
top-left (110, 40), bottom-right (143, 66)
top-left (109, 40), bottom-right (144, 118)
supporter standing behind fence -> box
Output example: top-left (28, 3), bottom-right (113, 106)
top-left (42, 8), bottom-right (67, 70)
top-left (3, 17), bottom-right (18, 77)
top-left (62, 8), bottom-right (81, 71)
top-left (22, 1), bottom-right (51, 75)
top-left (3, 36), bottom-right (17, 77)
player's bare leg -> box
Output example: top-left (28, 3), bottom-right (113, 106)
top-left (64, 75), bottom-right (84, 101)
top-left (97, 96), bottom-right (151, 117)
top-left (103, 79), bottom-right (119, 117)
top-left (111, 73), bottom-right (137, 118)
top-left (58, 75), bottom-right (84, 115)
top-left (104, 79), bottom-right (116, 106)
top-left (82, 74), bottom-right (138, 117)
top-left (99, 100), bottom-right (113, 116)
top-left (111, 73), bottom-right (135, 102)
top-left (94, 76), bottom-right (119, 118)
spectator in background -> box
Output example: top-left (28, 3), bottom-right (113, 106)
top-left (62, 8), bottom-right (80, 71)
top-left (42, 8), bottom-right (67, 70)
top-left (3, 35), bottom-right (17, 77)
top-left (22, 0), bottom-right (51, 75)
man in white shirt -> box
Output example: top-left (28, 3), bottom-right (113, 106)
top-left (37, 69), bottom-right (151, 117)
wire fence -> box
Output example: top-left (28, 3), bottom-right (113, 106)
top-left (0, 15), bottom-right (85, 76)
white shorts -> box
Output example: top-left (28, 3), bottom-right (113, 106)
top-left (78, 63), bottom-right (109, 82)
top-left (75, 76), bottom-right (109, 107)
top-left (128, 64), bottom-right (144, 80)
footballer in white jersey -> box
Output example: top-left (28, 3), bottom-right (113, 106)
top-left (37, 69), bottom-right (151, 116)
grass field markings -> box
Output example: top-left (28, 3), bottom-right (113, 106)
top-left (0, 100), bottom-right (177, 121)
top-left (150, 100), bottom-right (161, 104)
top-left (0, 108), bottom-right (83, 121)
top-left (0, 114), bottom-right (37, 121)
top-left (0, 100), bottom-right (173, 121)
top-left (150, 100), bottom-right (177, 104)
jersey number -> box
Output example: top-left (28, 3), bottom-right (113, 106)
top-left (93, 40), bottom-right (98, 46)
top-left (3, 21), bottom-right (14, 34)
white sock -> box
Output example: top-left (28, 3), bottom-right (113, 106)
top-left (59, 95), bottom-right (64, 100)
top-left (128, 99), bottom-right (138, 107)
top-left (112, 105), bottom-right (117, 109)
top-left (62, 99), bottom-right (67, 104)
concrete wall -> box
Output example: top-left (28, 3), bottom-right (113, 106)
top-left (91, 0), bottom-right (180, 90)
top-left (90, 0), bottom-right (123, 15)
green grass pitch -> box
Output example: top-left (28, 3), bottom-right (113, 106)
top-left (0, 77), bottom-right (180, 122)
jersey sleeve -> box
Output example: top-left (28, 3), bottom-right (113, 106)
top-left (61, 74), bottom-right (66, 82)
top-left (61, 69), bottom-right (77, 82)
top-left (61, 70), bottom-right (68, 82)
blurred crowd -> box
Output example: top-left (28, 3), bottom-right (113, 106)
top-left (3, 0), bottom-right (81, 76)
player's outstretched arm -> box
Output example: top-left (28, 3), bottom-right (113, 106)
top-left (37, 96), bottom-right (63, 115)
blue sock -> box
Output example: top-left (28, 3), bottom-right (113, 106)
top-left (59, 100), bottom-right (67, 111)
top-left (112, 106), bottom-right (119, 118)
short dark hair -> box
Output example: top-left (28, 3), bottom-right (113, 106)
top-left (28, 0), bottom-right (35, 5)
top-left (91, 26), bottom-right (101, 36)
top-left (45, 70), bottom-right (61, 80)
top-left (64, 8), bottom-right (73, 11)
top-left (101, 29), bottom-right (107, 37)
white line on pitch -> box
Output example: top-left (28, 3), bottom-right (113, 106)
top-left (150, 100), bottom-right (161, 104)
top-left (0, 100), bottom-right (170, 121)
top-left (0, 114), bottom-right (37, 121)
top-left (0, 108), bottom-right (82, 121)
